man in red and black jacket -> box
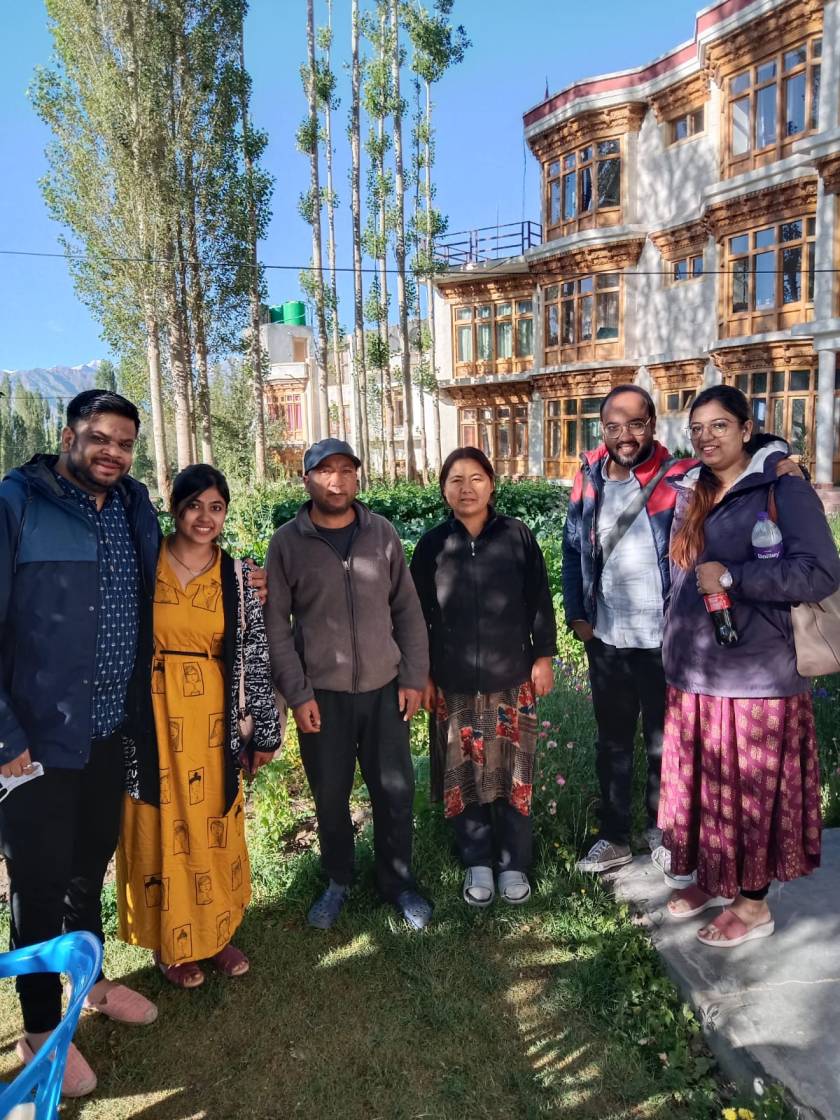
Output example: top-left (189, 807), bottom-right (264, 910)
top-left (562, 385), bottom-right (694, 876)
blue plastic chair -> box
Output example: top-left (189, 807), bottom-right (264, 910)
top-left (0, 932), bottom-right (103, 1120)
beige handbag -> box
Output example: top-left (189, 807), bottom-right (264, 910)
top-left (768, 489), bottom-right (840, 677)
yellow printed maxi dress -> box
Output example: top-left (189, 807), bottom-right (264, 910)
top-left (117, 544), bottom-right (250, 964)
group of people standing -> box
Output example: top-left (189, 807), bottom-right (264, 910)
top-left (0, 383), bottom-right (837, 1099)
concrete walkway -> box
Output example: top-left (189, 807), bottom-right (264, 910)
top-left (609, 830), bottom-right (840, 1120)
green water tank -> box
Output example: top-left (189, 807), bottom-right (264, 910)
top-left (282, 300), bottom-right (306, 326)
top-left (268, 305), bottom-right (285, 323)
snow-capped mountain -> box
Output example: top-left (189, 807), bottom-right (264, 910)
top-left (0, 361), bottom-right (104, 406)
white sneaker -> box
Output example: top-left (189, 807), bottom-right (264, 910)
top-left (650, 845), bottom-right (694, 889)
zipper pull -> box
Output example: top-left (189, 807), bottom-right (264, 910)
top-left (343, 560), bottom-right (350, 571)
top-left (470, 540), bottom-right (475, 557)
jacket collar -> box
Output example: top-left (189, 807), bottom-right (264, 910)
top-left (294, 498), bottom-right (371, 537)
top-left (582, 440), bottom-right (681, 486)
top-left (8, 453), bottom-right (146, 510)
top-left (672, 439), bottom-right (790, 495)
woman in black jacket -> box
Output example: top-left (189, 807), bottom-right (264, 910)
top-left (410, 447), bottom-right (556, 906)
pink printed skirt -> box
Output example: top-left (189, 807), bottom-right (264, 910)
top-left (658, 687), bottom-right (822, 899)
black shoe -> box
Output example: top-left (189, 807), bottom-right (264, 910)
top-left (307, 885), bottom-right (348, 929)
top-left (394, 890), bottom-right (433, 930)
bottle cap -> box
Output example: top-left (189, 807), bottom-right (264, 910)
top-left (756, 512), bottom-right (768, 520)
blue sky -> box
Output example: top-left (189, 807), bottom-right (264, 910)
top-left (0, 0), bottom-right (702, 371)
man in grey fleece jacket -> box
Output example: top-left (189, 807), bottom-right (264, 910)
top-left (264, 439), bottom-right (432, 930)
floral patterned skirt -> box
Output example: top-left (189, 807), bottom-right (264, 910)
top-left (431, 681), bottom-right (537, 819)
top-left (658, 687), bottom-right (822, 898)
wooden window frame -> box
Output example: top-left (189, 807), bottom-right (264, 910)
top-left (544, 395), bottom-right (603, 479)
top-left (545, 138), bottom-right (622, 240)
top-left (671, 254), bottom-right (704, 284)
top-left (458, 404), bottom-right (529, 475)
top-left (729, 367), bottom-right (821, 473)
top-left (273, 389), bottom-right (305, 442)
top-left (720, 214), bottom-right (815, 338)
top-left (544, 273), bottom-right (623, 364)
top-left (723, 35), bottom-right (821, 178)
top-left (669, 106), bottom-right (705, 146)
top-left (451, 298), bottom-right (534, 377)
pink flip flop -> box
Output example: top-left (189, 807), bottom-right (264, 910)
top-left (667, 885), bottom-right (735, 921)
top-left (697, 908), bottom-right (775, 947)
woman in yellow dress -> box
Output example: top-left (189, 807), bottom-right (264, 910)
top-left (117, 465), bottom-right (281, 988)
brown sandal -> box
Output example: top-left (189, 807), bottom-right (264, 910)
top-left (210, 944), bottom-right (249, 977)
top-left (155, 955), bottom-right (205, 989)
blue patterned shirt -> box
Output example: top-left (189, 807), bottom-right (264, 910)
top-left (55, 471), bottom-right (140, 738)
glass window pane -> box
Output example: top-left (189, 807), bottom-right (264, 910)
top-left (561, 300), bottom-right (575, 344)
top-left (730, 71), bottom-right (750, 94)
top-left (546, 399), bottom-right (561, 417)
top-left (580, 166), bottom-right (593, 213)
top-left (478, 422), bottom-right (492, 457)
top-left (753, 372), bottom-right (767, 393)
top-left (545, 305), bottom-right (559, 347)
top-left (732, 96), bottom-right (750, 154)
top-left (579, 276), bottom-right (594, 293)
top-left (808, 244), bottom-right (815, 302)
top-left (563, 152), bottom-right (576, 169)
top-left (582, 418), bottom-right (600, 449)
top-left (785, 72), bottom-right (806, 135)
top-left (496, 302), bottom-right (512, 317)
top-left (597, 272), bottom-right (619, 289)
top-left (496, 320), bottom-right (512, 359)
top-left (477, 304), bottom-right (492, 319)
top-left (550, 180), bottom-right (562, 223)
top-left (497, 406), bottom-right (511, 420)
top-left (580, 295), bottom-right (593, 341)
top-left (545, 284), bottom-right (559, 301)
top-left (563, 399), bottom-right (578, 415)
top-left (564, 420), bottom-right (577, 457)
top-left (752, 397), bottom-right (767, 429)
top-left (681, 389), bottom-right (696, 410)
top-left (757, 61), bottom-right (777, 82)
top-left (754, 226), bottom-right (775, 248)
top-left (732, 258), bottom-right (749, 312)
top-left (782, 246), bottom-right (802, 303)
top-left (666, 393), bottom-right (679, 411)
top-left (784, 46), bottom-right (807, 70)
top-left (461, 424), bottom-right (476, 445)
top-left (773, 397), bottom-right (784, 432)
top-left (462, 408), bottom-right (476, 421)
top-left (781, 220), bottom-right (802, 242)
top-left (561, 281), bottom-right (574, 297)
top-left (790, 397), bottom-right (807, 457)
top-left (754, 250), bottom-right (776, 308)
top-left (581, 146), bottom-right (592, 161)
top-left (497, 421), bottom-right (511, 459)
top-left (597, 159), bottom-right (621, 207)
top-left (755, 83), bottom-right (777, 148)
top-left (549, 160), bottom-right (560, 176)
top-left (790, 369), bottom-right (811, 391)
top-left (517, 299), bottom-right (533, 315)
top-left (514, 420), bottom-right (527, 458)
top-left (730, 234), bottom-right (749, 254)
top-left (596, 291), bottom-right (619, 339)
top-left (691, 107), bottom-right (704, 134)
top-left (691, 255), bottom-right (704, 277)
top-left (674, 259), bottom-right (688, 281)
top-left (772, 370), bottom-right (786, 393)
top-left (515, 405), bottom-right (528, 419)
top-left (563, 172), bottom-right (576, 219)
top-left (810, 65), bottom-right (821, 130)
top-left (456, 325), bottom-right (473, 362)
top-left (673, 115), bottom-right (688, 142)
top-left (455, 306), bottom-right (472, 321)
top-left (597, 138), bottom-right (620, 155)
top-left (516, 317), bottom-right (533, 358)
top-left (549, 418), bottom-right (561, 458)
top-left (736, 373), bottom-right (749, 392)
top-left (813, 38), bottom-right (822, 58)
top-left (477, 322), bottom-right (493, 360)
top-left (582, 397), bottom-right (602, 413)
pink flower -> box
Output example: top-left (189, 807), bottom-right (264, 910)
top-left (537, 731), bottom-right (547, 740)
top-left (541, 720), bottom-right (551, 729)
top-left (555, 774), bottom-right (566, 787)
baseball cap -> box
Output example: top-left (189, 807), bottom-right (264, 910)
top-left (303, 438), bottom-right (362, 473)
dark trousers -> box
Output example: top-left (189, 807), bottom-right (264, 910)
top-left (0, 733), bottom-right (124, 1033)
top-left (585, 638), bottom-right (666, 847)
top-left (298, 681), bottom-right (416, 902)
top-left (451, 799), bottom-right (532, 873)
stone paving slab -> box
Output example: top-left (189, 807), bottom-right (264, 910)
top-left (609, 830), bottom-right (840, 1120)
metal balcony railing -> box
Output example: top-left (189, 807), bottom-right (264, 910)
top-left (435, 220), bottom-right (542, 268)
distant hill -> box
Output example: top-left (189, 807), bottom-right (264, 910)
top-left (0, 361), bottom-right (103, 410)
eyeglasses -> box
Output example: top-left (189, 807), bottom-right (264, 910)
top-left (602, 419), bottom-right (651, 438)
top-left (684, 419), bottom-right (736, 439)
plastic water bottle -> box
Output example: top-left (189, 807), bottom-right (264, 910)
top-left (752, 511), bottom-right (783, 560)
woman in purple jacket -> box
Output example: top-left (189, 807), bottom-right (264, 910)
top-left (658, 385), bottom-right (840, 947)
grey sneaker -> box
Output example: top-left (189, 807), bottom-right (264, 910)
top-left (307, 884), bottom-right (348, 929)
top-left (650, 844), bottom-right (694, 889)
top-left (575, 838), bottom-right (633, 873)
top-left (644, 826), bottom-right (663, 852)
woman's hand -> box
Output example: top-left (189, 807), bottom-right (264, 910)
top-left (531, 656), bottom-right (554, 698)
top-left (421, 677), bottom-right (437, 712)
top-left (695, 561), bottom-right (729, 595)
top-left (249, 750), bottom-right (275, 775)
top-left (775, 458), bottom-right (805, 480)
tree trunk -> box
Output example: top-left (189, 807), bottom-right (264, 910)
top-left (376, 11), bottom-right (396, 482)
top-left (424, 79), bottom-right (442, 469)
top-left (324, 0), bottom-right (345, 442)
top-left (390, 0), bottom-right (416, 480)
top-left (185, 153), bottom-right (213, 463)
top-left (306, 0), bottom-right (330, 439)
top-left (175, 220), bottom-right (198, 462)
top-left (144, 300), bottom-right (171, 502)
top-left (163, 253), bottom-right (192, 471)
top-left (412, 77), bottom-right (429, 483)
top-left (239, 19), bottom-right (267, 480)
top-left (350, 0), bottom-right (369, 482)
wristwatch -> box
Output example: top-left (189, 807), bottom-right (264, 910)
top-left (718, 568), bottom-right (733, 589)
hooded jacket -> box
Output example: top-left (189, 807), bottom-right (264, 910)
top-left (561, 441), bottom-right (696, 628)
top-left (264, 500), bottom-right (429, 708)
top-left (663, 442), bottom-right (840, 698)
top-left (0, 454), bottom-right (161, 767)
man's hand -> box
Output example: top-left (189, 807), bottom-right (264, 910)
top-left (293, 699), bottom-right (321, 734)
top-left (249, 749), bottom-right (275, 775)
top-left (398, 687), bottom-right (422, 722)
top-left (531, 656), bottom-right (554, 698)
top-left (570, 619), bottom-right (594, 642)
top-left (0, 748), bottom-right (33, 779)
top-left (695, 561), bottom-right (729, 595)
top-left (421, 677), bottom-right (437, 713)
top-left (775, 459), bottom-right (805, 480)
top-left (246, 563), bottom-right (267, 606)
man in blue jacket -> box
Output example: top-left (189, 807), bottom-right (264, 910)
top-left (0, 390), bottom-right (161, 1096)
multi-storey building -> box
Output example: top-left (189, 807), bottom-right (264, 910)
top-left (432, 0), bottom-right (840, 505)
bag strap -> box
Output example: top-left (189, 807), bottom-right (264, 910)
top-left (599, 458), bottom-right (675, 571)
top-left (767, 483), bottom-right (778, 523)
top-left (234, 559), bottom-right (247, 713)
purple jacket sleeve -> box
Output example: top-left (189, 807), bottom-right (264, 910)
top-left (728, 477), bottom-right (840, 604)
